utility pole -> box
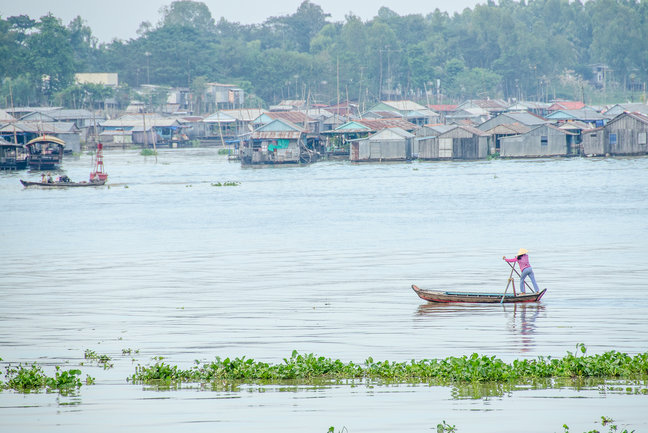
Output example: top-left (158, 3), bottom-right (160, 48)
top-left (144, 51), bottom-right (151, 84)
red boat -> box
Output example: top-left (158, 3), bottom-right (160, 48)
top-left (411, 284), bottom-right (547, 304)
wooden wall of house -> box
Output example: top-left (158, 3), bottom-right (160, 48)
top-left (352, 139), bottom-right (411, 161)
top-left (581, 130), bottom-right (605, 156)
top-left (604, 116), bottom-right (648, 155)
top-left (452, 138), bottom-right (479, 159)
top-left (417, 137), bottom-right (438, 160)
top-left (500, 127), bottom-right (567, 157)
top-left (243, 140), bottom-right (301, 164)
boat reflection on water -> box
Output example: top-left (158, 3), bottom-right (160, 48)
top-left (504, 303), bottom-right (544, 352)
top-left (414, 301), bottom-right (545, 353)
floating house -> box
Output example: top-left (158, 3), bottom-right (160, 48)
top-left (366, 101), bottom-right (439, 126)
top-left (100, 115), bottom-right (182, 147)
top-left (253, 111), bottom-right (318, 133)
top-left (484, 123), bottom-right (531, 154)
top-left (580, 127), bottom-right (605, 156)
top-left (0, 121), bottom-right (81, 153)
top-left (500, 124), bottom-right (576, 157)
top-left (602, 112), bottom-right (648, 155)
top-left (545, 109), bottom-right (609, 127)
top-left (203, 108), bottom-right (267, 139)
top-left (603, 103), bottom-right (648, 118)
top-left (505, 101), bottom-right (551, 117)
top-left (417, 125), bottom-right (488, 160)
top-left (240, 118), bottom-right (309, 164)
top-left (350, 127), bottom-right (414, 162)
top-left (0, 137), bottom-right (28, 170)
top-left (324, 118), bottom-right (418, 157)
top-left (477, 111), bottom-right (549, 132)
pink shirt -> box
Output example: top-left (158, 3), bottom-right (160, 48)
top-left (505, 254), bottom-right (531, 271)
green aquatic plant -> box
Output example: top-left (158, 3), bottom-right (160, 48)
top-left (140, 148), bottom-right (157, 156)
top-left (3, 364), bottom-right (84, 393)
top-left (562, 415), bottom-right (635, 433)
top-left (211, 181), bottom-right (240, 187)
top-left (129, 348), bottom-right (648, 385)
top-left (437, 421), bottom-right (456, 433)
top-left (217, 148), bottom-right (231, 155)
top-left (84, 349), bottom-right (113, 369)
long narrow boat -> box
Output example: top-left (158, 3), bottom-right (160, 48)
top-left (412, 284), bottom-right (546, 304)
top-left (20, 179), bottom-right (106, 188)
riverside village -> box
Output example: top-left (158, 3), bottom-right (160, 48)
top-left (2, 71), bottom-right (648, 171)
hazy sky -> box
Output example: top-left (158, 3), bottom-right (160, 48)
top-left (0, 0), bottom-right (484, 43)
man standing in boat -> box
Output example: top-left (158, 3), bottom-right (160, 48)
top-left (503, 248), bottom-right (540, 293)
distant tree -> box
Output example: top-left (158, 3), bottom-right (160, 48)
top-left (68, 16), bottom-right (99, 70)
top-left (265, 1), bottom-right (330, 52)
top-left (159, 0), bottom-right (215, 32)
top-left (0, 76), bottom-right (38, 107)
top-left (27, 14), bottom-right (77, 97)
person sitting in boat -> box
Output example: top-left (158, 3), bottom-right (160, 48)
top-left (47, 173), bottom-right (53, 183)
top-left (59, 175), bottom-right (70, 183)
top-left (41, 173), bottom-right (47, 183)
top-left (503, 248), bottom-right (540, 293)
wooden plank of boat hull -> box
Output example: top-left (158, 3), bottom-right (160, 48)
top-left (411, 285), bottom-right (546, 304)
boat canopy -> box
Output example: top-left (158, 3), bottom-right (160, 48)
top-left (26, 135), bottom-right (66, 147)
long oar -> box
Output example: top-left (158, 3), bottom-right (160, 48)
top-left (500, 260), bottom-right (517, 303)
top-left (503, 259), bottom-right (534, 293)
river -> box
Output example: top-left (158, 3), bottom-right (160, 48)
top-left (1, 149), bottom-right (647, 432)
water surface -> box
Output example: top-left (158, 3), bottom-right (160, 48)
top-left (1, 149), bottom-right (647, 432)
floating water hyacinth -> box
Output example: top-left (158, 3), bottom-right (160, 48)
top-left (129, 348), bottom-right (648, 385)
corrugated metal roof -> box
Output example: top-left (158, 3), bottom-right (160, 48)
top-left (486, 123), bottom-right (531, 135)
top-left (101, 118), bottom-right (181, 128)
top-left (212, 108), bottom-right (266, 122)
top-left (546, 109), bottom-right (608, 121)
top-left (429, 104), bottom-right (458, 112)
top-left (203, 112), bottom-right (236, 123)
top-left (367, 127), bottom-right (415, 140)
top-left (251, 131), bottom-right (302, 139)
top-left (357, 118), bottom-right (418, 131)
top-left (0, 121), bottom-right (78, 133)
top-left (505, 111), bottom-right (548, 125)
top-left (457, 99), bottom-right (508, 111)
top-left (428, 124), bottom-right (489, 137)
top-left (380, 100), bottom-right (427, 111)
top-left (49, 109), bottom-right (94, 119)
top-left (264, 111), bottom-right (314, 124)
top-left (549, 101), bottom-right (585, 111)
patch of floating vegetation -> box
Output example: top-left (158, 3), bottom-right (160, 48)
top-left (83, 349), bottom-right (114, 369)
top-left (129, 347), bottom-right (648, 387)
top-left (2, 363), bottom-right (91, 394)
top-left (211, 181), bottom-right (240, 187)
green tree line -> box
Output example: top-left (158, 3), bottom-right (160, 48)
top-left (1, 0), bottom-right (647, 110)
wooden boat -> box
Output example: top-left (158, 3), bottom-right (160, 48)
top-left (412, 284), bottom-right (547, 304)
top-left (26, 135), bottom-right (65, 170)
top-left (20, 179), bottom-right (106, 188)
